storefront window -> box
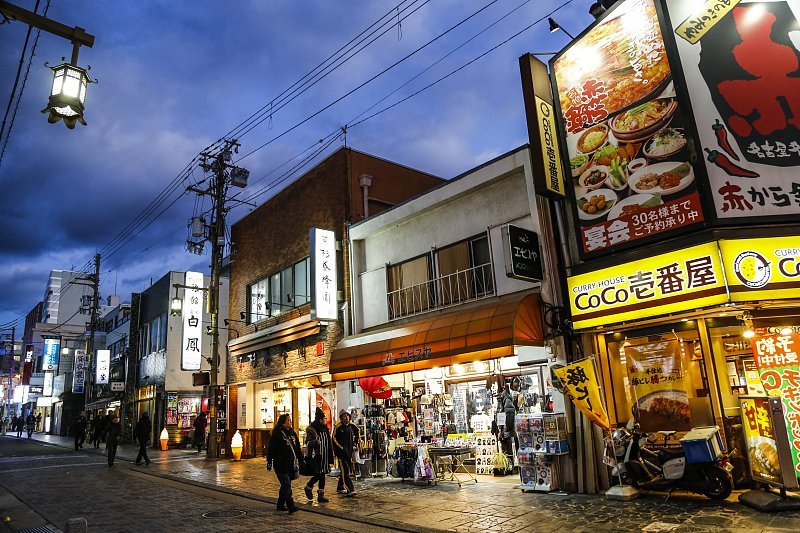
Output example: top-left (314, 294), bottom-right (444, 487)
top-left (255, 382), bottom-right (274, 429)
top-left (605, 325), bottom-right (714, 432)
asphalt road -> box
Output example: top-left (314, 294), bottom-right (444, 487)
top-left (0, 436), bottom-right (396, 532)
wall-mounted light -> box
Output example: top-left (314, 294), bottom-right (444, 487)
top-left (548, 17), bottom-right (575, 39)
top-left (741, 312), bottom-right (755, 339)
top-left (170, 287), bottom-right (183, 317)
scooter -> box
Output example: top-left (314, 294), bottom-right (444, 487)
top-left (611, 424), bottom-right (734, 500)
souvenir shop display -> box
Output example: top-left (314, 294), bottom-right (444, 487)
top-left (474, 433), bottom-right (497, 475)
top-left (362, 403), bottom-right (388, 476)
top-left (516, 412), bottom-right (567, 492)
top-left (428, 444), bottom-right (477, 486)
top-left (390, 444), bottom-right (434, 483)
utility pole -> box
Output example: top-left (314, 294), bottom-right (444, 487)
top-left (189, 140), bottom-right (249, 459)
top-left (84, 254), bottom-right (101, 409)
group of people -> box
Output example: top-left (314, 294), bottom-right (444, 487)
top-left (266, 408), bottom-right (360, 514)
top-left (7, 412), bottom-right (40, 439)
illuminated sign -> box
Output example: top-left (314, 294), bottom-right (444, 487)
top-left (719, 237), bottom-right (800, 302)
top-left (181, 271), bottom-right (204, 371)
top-left (73, 350), bottom-right (86, 393)
top-left (96, 349), bottom-right (110, 384)
top-left (43, 372), bottom-right (54, 396)
top-left (568, 242), bottom-right (727, 329)
top-left (310, 228), bottom-right (338, 321)
top-left (43, 338), bottom-right (60, 371)
top-left (502, 225), bottom-right (543, 282)
top-left (666, 0), bottom-right (800, 222)
top-left (551, 0), bottom-right (705, 257)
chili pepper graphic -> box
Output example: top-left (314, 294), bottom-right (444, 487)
top-left (705, 148), bottom-right (760, 178)
top-left (712, 119), bottom-right (740, 161)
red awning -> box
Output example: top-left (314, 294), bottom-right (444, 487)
top-left (330, 292), bottom-right (544, 380)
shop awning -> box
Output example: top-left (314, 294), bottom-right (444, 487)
top-left (228, 315), bottom-right (320, 357)
top-left (330, 292), bottom-right (544, 380)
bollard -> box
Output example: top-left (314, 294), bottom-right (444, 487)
top-left (65, 517), bottom-right (88, 533)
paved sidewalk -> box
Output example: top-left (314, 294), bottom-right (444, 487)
top-left (22, 433), bottom-right (800, 532)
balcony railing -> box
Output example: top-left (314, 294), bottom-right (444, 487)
top-left (387, 262), bottom-right (495, 320)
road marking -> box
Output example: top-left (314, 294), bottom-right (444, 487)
top-left (0, 462), bottom-right (108, 472)
top-left (0, 454), bottom-right (84, 461)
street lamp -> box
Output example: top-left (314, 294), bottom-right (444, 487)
top-left (548, 17), bottom-right (576, 40)
top-left (0, 1), bottom-right (95, 128)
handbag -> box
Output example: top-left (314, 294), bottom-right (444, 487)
top-left (285, 433), bottom-right (302, 480)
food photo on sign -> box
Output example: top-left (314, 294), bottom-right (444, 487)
top-left (665, 0), bottom-right (800, 221)
top-left (551, 0), bottom-right (705, 256)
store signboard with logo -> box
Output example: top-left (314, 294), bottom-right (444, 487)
top-left (664, 0), bottom-right (800, 223)
top-left (719, 237), bottom-right (800, 302)
top-left (501, 224), bottom-right (543, 282)
top-left (750, 333), bottom-right (800, 481)
top-left (568, 242), bottom-right (727, 329)
top-left (72, 350), bottom-right (86, 393)
top-left (181, 271), bottom-right (204, 371)
top-left (310, 228), bottom-right (338, 321)
top-left (739, 396), bottom-right (798, 488)
top-left (550, 0), bottom-right (705, 258)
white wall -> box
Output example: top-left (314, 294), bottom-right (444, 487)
top-left (351, 148), bottom-right (544, 332)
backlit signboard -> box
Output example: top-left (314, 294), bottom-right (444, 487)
top-left (96, 349), bottom-right (110, 384)
top-left (43, 338), bottom-right (60, 371)
top-left (310, 228), bottom-right (338, 321)
top-left (181, 271), bottom-right (204, 371)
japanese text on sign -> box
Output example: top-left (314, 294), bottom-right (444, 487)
top-left (552, 359), bottom-right (610, 430)
top-left (181, 271), bottom-right (204, 371)
top-left (310, 228), bottom-right (338, 321)
top-left (72, 350), bottom-right (86, 393)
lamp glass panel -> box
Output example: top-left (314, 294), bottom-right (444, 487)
top-left (79, 80), bottom-right (87, 104)
top-left (62, 73), bottom-right (81, 98)
top-left (51, 71), bottom-right (64, 96)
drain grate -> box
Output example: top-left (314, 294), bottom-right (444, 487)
top-left (19, 527), bottom-right (57, 533)
top-left (202, 510), bottom-right (247, 518)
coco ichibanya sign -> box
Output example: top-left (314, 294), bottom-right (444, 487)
top-left (568, 242), bottom-right (727, 329)
top-left (181, 271), bottom-right (204, 371)
top-left (310, 228), bottom-right (338, 321)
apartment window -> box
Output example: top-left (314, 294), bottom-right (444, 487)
top-left (247, 258), bottom-right (310, 323)
top-left (436, 234), bottom-right (492, 304)
top-left (387, 254), bottom-right (432, 319)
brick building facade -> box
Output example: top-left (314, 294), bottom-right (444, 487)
top-left (226, 147), bottom-right (443, 456)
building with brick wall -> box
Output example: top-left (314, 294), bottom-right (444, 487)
top-left (225, 147), bottom-right (443, 457)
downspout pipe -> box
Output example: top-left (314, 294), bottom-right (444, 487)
top-left (359, 174), bottom-right (372, 219)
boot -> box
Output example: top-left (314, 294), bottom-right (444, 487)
top-left (317, 490), bottom-right (329, 503)
top-left (287, 498), bottom-right (299, 514)
top-left (304, 485), bottom-right (313, 500)
top-left (276, 496), bottom-right (286, 511)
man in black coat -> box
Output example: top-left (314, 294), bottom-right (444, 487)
top-left (332, 409), bottom-right (360, 496)
top-left (73, 411), bottom-right (88, 450)
top-left (134, 412), bottom-right (152, 466)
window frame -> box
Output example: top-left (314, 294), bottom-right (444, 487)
top-left (246, 257), bottom-right (311, 324)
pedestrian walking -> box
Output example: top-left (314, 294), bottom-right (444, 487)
top-left (91, 413), bottom-right (108, 448)
top-left (10, 416), bottom-right (18, 437)
top-left (303, 407), bottom-right (333, 503)
top-left (73, 411), bottom-right (88, 450)
top-left (106, 411), bottom-right (122, 467)
top-left (25, 412), bottom-right (36, 439)
top-left (266, 414), bottom-right (304, 514)
top-left (16, 414), bottom-right (25, 439)
top-left (35, 412), bottom-right (42, 432)
top-left (134, 412), bottom-right (151, 466)
top-left (332, 409), bottom-right (360, 496)
top-left (193, 411), bottom-right (207, 453)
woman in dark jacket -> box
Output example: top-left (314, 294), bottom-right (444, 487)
top-left (106, 411), bottom-right (122, 467)
top-left (266, 414), bottom-right (304, 514)
top-left (303, 408), bottom-right (334, 503)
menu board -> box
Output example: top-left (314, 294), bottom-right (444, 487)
top-left (551, 0), bottom-right (705, 257)
top-left (665, 0), bottom-right (800, 222)
top-left (741, 397), bottom-right (783, 485)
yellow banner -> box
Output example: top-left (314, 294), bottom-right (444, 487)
top-left (625, 340), bottom-right (692, 432)
top-left (568, 242), bottom-right (727, 329)
top-left (719, 237), bottom-right (800, 302)
top-left (552, 359), bottom-right (610, 430)
top-left (535, 96), bottom-right (565, 197)
top-left (674, 0), bottom-right (740, 44)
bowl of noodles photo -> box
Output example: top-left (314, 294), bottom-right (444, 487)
top-left (627, 161), bottom-right (694, 195)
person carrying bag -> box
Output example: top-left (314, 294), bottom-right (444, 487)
top-left (303, 408), bottom-right (334, 503)
top-left (266, 414), bottom-right (304, 514)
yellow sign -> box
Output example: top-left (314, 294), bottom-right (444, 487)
top-left (535, 96), bottom-right (565, 197)
top-left (568, 242), bottom-right (727, 329)
top-left (719, 237), bottom-right (800, 303)
top-left (552, 359), bottom-right (610, 430)
top-left (674, 0), bottom-right (740, 44)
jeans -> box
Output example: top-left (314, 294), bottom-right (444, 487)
top-left (336, 457), bottom-right (354, 492)
top-left (275, 470), bottom-right (295, 509)
top-left (136, 438), bottom-right (150, 464)
top-left (307, 473), bottom-right (326, 491)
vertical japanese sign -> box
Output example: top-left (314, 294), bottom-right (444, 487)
top-left (181, 271), bottom-right (204, 371)
top-left (750, 333), bottom-right (800, 475)
top-left (552, 359), bottom-right (610, 430)
top-left (551, 0), bottom-right (705, 257)
top-left (42, 338), bottom-right (60, 371)
top-left (72, 349), bottom-right (86, 393)
top-left (96, 349), bottom-right (110, 385)
top-left (310, 228), bottom-right (338, 321)
top-left (43, 371), bottom-right (54, 396)
top-left (740, 396), bottom-right (782, 485)
top-left (625, 340), bottom-right (692, 432)
top-left (666, 0), bottom-right (800, 222)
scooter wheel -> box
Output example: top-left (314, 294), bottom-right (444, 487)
top-left (702, 466), bottom-right (733, 500)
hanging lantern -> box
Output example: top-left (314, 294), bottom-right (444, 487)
top-left (358, 376), bottom-right (393, 399)
top-left (42, 62), bottom-right (93, 128)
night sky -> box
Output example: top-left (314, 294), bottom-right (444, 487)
top-left (0, 0), bottom-right (594, 328)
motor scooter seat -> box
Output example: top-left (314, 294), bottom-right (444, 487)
top-left (658, 447), bottom-right (685, 463)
